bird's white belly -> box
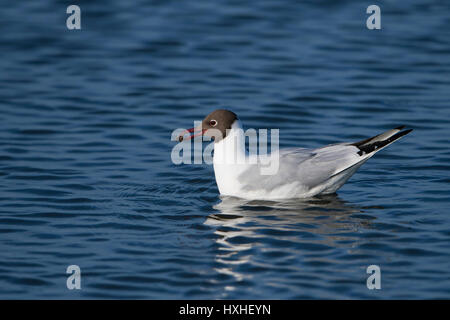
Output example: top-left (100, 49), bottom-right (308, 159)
top-left (213, 163), bottom-right (246, 196)
top-left (213, 160), bottom-right (365, 200)
top-left (213, 162), bottom-right (311, 200)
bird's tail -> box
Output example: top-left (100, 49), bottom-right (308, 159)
top-left (352, 125), bottom-right (413, 156)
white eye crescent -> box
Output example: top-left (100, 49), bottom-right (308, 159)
top-left (209, 119), bottom-right (217, 127)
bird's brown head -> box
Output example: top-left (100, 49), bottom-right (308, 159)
top-left (178, 109), bottom-right (238, 142)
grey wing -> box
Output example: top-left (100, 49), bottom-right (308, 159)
top-left (237, 143), bottom-right (363, 192)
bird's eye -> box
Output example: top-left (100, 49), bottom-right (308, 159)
top-left (209, 119), bottom-right (217, 127)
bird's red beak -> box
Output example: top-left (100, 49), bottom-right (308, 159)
top-left (178, 127), bottom-right (207, 142)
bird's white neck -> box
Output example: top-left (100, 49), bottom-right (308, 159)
top-left (213, 120), bottom-right (247, 165)
top-left (212, 120), bottom-right (248, 195)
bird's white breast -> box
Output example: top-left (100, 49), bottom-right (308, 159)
top-left (212, 120), bottom-right (249, 196)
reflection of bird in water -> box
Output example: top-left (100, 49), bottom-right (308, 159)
top-left (206, 194), bottom-right (371, 235)
top-left (204, 195), bottom-right (377, 292)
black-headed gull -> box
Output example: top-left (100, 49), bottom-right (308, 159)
top-left (178, 109), bottom-right (412, 200)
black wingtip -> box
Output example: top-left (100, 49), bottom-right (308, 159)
top-left (402, 128), bottom-right (413, 135)
top-left (356, 128), bottom-right (413, 156)
top-left (395, 125), bottom-right (406, 130)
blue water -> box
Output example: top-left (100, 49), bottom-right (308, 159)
top-left (1, 0), bottom-right (449, 299)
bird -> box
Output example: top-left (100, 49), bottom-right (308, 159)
top-left (178, 109), bottom-right (412, 200)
